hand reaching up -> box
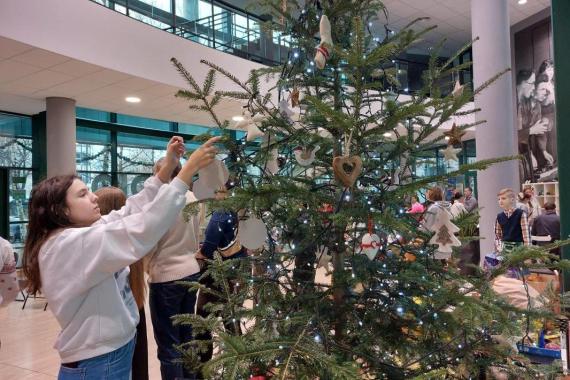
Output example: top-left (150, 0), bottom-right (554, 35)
top-left (177, 136), bottom-right (222, 186)
top-left (166, 136), bottom-right (185, 165)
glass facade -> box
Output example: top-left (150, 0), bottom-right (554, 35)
top-left (0, 113), bottom-right (34, 256)
top-left (0, 106), bottom-right (478, 259)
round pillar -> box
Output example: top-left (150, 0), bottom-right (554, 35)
top-left (471, 0), bottom-right (519, 262)
top-left (46, 97), bottom-right (76, 178)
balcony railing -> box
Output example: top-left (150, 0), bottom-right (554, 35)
top-left (88, 0), bottom-right (471, 95)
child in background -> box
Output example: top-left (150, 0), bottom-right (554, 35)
top-left (95, 186), bottom-right (149, 380)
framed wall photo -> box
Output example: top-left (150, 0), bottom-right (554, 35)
top-left (514, 18), bottom-right (557, 184)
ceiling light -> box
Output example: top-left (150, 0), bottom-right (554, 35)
top-left (383, 132), bottom-right (392, 138)
top-left (125, 96), bottom-right (141, 103)
top-left (232, 116), bottom-right (244, 121)
top-left (444, 136), bottom-right (450, 141)
top-left (518, 0), bottom-right (527, 4)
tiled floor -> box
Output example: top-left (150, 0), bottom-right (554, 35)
top-left (0, 298), bottom-right (161, 379)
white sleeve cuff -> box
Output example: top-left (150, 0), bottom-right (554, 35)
top-left (170, 177), bottom-right (190, 193)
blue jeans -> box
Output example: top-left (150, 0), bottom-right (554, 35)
top-left (58, 336), bottom-right (135, 380)
top-left (149, 273), bottom-right (200, 380)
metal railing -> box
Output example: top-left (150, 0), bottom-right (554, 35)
top-left (88, 0), bottom-right (471, 93)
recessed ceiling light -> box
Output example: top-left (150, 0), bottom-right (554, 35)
top-left (125, 96), bottom-right (141, 103)
top-left (518, 0), bottom-right (527, 4)
top-left (232, 115), bottom-right (244, 121)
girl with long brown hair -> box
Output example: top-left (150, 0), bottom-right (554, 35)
top-left (22, 136), bottom-right (219, 380)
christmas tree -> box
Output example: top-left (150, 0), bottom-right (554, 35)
top-left (170, 1), bottom-right (567, 378)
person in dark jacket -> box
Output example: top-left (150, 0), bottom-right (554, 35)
top-left (531, 202), bottom-right (560, 255)
top-left (195, 183), bottom-right (247, 370)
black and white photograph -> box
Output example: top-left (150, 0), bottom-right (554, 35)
top-left (515, 18), bottom-right (557, 183)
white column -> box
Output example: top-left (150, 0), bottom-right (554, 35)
top-left (46, 97), bottom-right (76, 177)
top-left (471, 0), bottom-right (519, 262)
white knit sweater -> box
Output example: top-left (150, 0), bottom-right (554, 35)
top-left (145, 191), bottom-right (201, 283)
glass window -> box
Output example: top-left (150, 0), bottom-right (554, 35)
top-left (117, 132), bottom-right (170, 196)
top-left (176, 0), bottom-right (199, 21)
top-left (76, 127), bottom-right (112, 173)
top-left (0, 113), bottom-right (34, 256)
top-left (77, 107), bottom-right (111, 122)
top-left (129, 9), bottom-right (171, 29)
top-left (178, 123), bottom-right (223, 136)
top-left (198, 0), bottom-right (212, 18)
top-left (116, 114), bottom-right (173, 131)
top-left (76, 127), bottom-right (112, 192)
top-left (139, 0), bottom-right (172, 13)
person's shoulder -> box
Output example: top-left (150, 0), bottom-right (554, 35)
top-left (0, 237), bottom-right (11, 250)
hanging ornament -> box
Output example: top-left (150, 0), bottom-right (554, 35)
top-left (314, 15), bottom-right (333, 69)
top-left (443, 123), bottom-right (466, 146)
top-left (280, 0), bottom-right (287, 25)
top-left (261, 135), bottom-right (279, 175)
top-left (359, 217), bottom-right (381, 260)
top-left (316, 245), bottom-right (332, 270)
top-left (332, 155), bottom-right (362, 188)
top-left (235, 111), bottom-right (266, 141)
top-left (192, 159), bottom-right (229, 201)
top-left (316, 127), bottom-right (332, 139)
top-left (452, 79), bottom-right (464, 98)
top-left (200, 159), bottom-right (229, 189)
top-left (265, 147), bottom-right (279, 175)
top-left (294, 145), bottom-right (320, 166)
top-left (442, 145), bottom-right (461, 162)
top-left (427, 206), bottom-right (461, 260)
top-left (246, 114), bottom-right (267, 141)
top-left (237, 216), bottom-right (267, 250)
top-left (279, 97), bottom-right (295, 123)
top-left (290, 87), bottom-right (300, 107)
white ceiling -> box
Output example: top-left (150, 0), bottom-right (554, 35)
top-left (0, 36), bottom-right (241, 126)
top-left (379, 0), bottom-right (550, 54)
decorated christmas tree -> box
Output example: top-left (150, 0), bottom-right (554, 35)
top-left (170, 0), bottom-right (568, 378)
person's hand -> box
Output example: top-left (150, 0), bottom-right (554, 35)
top-left (177, 136), bottom-right (221, 186)
top-left (529, 119), bottom-right (548, 135)
top-left (195, 250), bottom-right (208, 270)
top-left (166, 136), bottom-right (185, 165)
top-left (543, 150), bottom-right (554, 166)
top-left (186, 136), bottom-right (221, 172)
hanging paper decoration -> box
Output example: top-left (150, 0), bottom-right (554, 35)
top-left (279, 98), bottom-right (295, 123)
top-left (359, 217), bottom-right (381, 260)
top-left (237, 216), bottom-right (267, 250)
top-left (442, 145), bottom-right (461, 162)
top-left (316, 245), bottom-right (332, 270)
top-left (235, 112), bottom-right (266, 141)
top-left (200, 159), bottom-right (229, 189)
top-left (452, 79), bottom-right (464, 99)
top-left (314, 15), bottom-right (333, 69)
top-left (294, 145), bottom-right (320, 166)
top-left (428, 206), bottom-right (461, 260)
top-left (193, 159), bottom-right (229, 201)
